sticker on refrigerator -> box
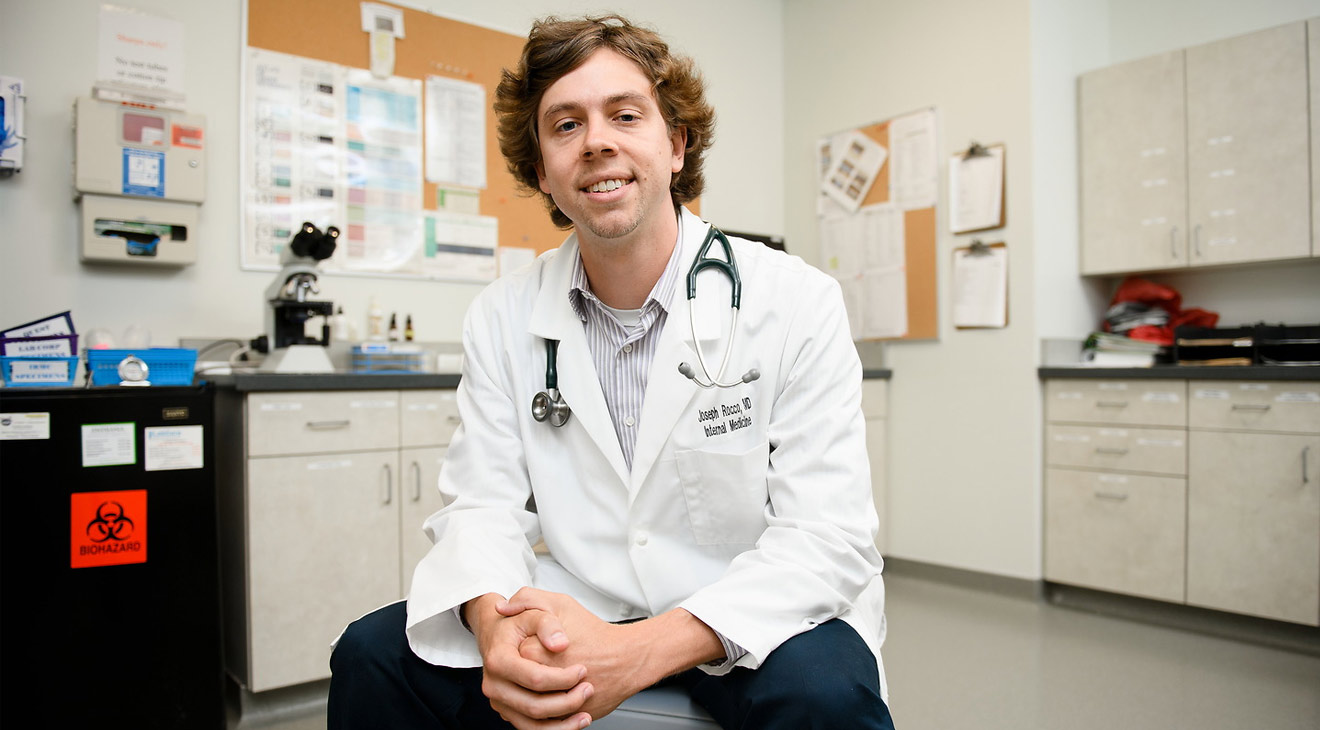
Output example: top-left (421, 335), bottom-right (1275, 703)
top-left (81, 422), bottom-right (136, 467)
top-left (0, 412), bottom-right (51, 440)
top-left (145, 425), bottom-right (203, 471)
top-left (71, 490), bottom-right (147, 568)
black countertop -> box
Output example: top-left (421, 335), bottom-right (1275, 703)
top-left (1039, 365), bottom-right (1320, 381)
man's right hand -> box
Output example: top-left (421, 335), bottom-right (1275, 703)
top-left (464, 593), bottom-right (595, 729)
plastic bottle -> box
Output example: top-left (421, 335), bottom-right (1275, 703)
top-left (367, 297), bottom-right (385, 341)
top-left (404, 314), bottom-right (415, 341)
top-left (332, 306), bottom-right (351, 342)
top-left (388, 313), bottom-right (400, 341)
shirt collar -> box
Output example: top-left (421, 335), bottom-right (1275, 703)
top-left (568, 225), bottom-right (685, 323)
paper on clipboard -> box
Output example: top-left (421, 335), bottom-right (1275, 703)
top-left (949, 146), bottom-right (1005, 233)
top-left (952, 243), bottom-right (1007, 328)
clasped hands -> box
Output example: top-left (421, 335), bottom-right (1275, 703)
top-left (465, 588), bottom-right (655, 729)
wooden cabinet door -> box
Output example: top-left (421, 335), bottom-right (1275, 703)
top-left (247, 451), bottom-right (402, 690)
top-left (1188, 431), bottom-right (1320, 625)
top-left (1079, 51), bottom-right (1187, 274)
top-left (399, 446), bottom-right (448, 597)
top-left (1185, 22), bottom-right (1310, 266)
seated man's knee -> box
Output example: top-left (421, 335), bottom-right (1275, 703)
top-left (330, 602), bottom-right (406, 673)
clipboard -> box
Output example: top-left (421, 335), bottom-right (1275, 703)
top-left (949, 142), bottom-right (1006, 234)
top-left (952, 240), bottom-right (1008, 329)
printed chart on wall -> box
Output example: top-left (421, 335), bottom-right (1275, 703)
top-left (240, 0), bottom-right (561, 282)
top-left (817, 108), bottom-right (939, 341)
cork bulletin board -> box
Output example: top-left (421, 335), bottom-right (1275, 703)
top-left (243, 0), bottom-right (562, 271)
top-left (818, 109), bottom-right (939, 342)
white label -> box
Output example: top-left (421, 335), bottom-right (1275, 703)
top-left (1208, 208), bottom-right (1236, 218)
top-left (1140, 216), bottom-right (1169, 227)
top-left (8, 359), bottom-right (72, 383)
top-left (81, 422), bottom-right (136, 467)
top-left (1137, 437), bottom-right (1183, 447)
top-left (144, 425), bottom-right (204, 471)
top-left (308, 459), bottom-right (354, 470)
top-left (0, 412), bottom-right (51, 440)
top-left (1276, 392), bottom-right (1320, 404)
top-left (1056, 391), bottom-right (1084, 400)
top-left (406, 403), bottom-right (439, 412)
top-left (1239, 384), bottom-right (1270, 391)
top-left (1142, 391), bottom-right (1180, 403)
top-left (1053, 433), bottom-right (1090, 443)
top-left (1209, 168), bottom-right (1236, 178)
top-left (1098, 474), bottom-right (1128, 484)
top-left (1207, 135), bottom-right (1233, 145)
top-left (1207, 237), bottom-right (1237, 247)
top-left (350, 399), bottom-right (397, 409)
top-left (1140, 178), bottom-right (1169, 188)
top-left (1098, 428), bottom-right (1128, 437)
top-left (1139, 147), bottom-right (1167, 157)
top-left (259, 402), bottom-right (303, 411)
top-left (1097, 383), bottom-right (1129, 391)
top-left (1194, 389), bottom-right (1230, 400)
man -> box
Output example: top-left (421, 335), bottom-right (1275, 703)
top-left (329, 15), bottom-right (894, 730)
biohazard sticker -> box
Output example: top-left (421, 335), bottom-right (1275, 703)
top-left (71, 490), bottom-right (147, 569)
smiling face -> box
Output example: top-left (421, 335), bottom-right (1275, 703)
top-left (534, 48), bottom-right (687, 248)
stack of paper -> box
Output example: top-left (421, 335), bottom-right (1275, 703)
top-left (1082, 332), bottom-right (1164, 367)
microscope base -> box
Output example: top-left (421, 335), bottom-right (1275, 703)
top-left (259, 345), bottom-right (335, 374)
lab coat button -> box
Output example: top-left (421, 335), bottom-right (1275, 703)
top-left (634, 531), bottom-right (648, 546)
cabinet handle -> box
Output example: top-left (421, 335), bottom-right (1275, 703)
top-left (1192, 224), bottom-right (1203, 258)
top-left (411, 461), bottom-right (422, 502)
top-left (1230, 403), bottom-right (1271, 412)
top-left (446, 415), bottom-right (461, 425)
top-left (1094, 491), bottom-right (1129, 502)
top-left (1095, 447), bottom-right (1129, 455)
top-left (1304, 446), bottom-right (1311, 485)
top-left (1169, 226), bottom-right (1179, 259)
top-left (307, 419), bottom-right (351, 430)
top-left (382, 463), bottom-right (393, 505)
top-left (1096, 400), bottom-right (1128, 408)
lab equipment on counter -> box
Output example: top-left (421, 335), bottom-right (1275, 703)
top-left (256, 222), bottom-right (338, 373)
top-left (86, 347), bottom-right (198, 386)
top-left (73, 95), bottom-right (205, 265)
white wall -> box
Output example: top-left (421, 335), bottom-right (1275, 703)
top-left (784, 0), bottom-right (1042, 579)
top-left (0, 0), bottom-right (783, 347)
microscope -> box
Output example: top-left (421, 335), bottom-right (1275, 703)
top-left (256, 222), bottom-right (339, 373)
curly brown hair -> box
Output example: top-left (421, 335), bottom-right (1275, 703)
top-left (494, 15), bottom-right (715, 229)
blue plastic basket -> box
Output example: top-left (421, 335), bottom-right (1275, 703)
top-left (0, 356), bottom-right (80, 387)
top-left (86, 348), bottom-right (198, 386)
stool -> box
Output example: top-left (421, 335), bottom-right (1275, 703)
top-left (590, 685), bottom-right (719, 729)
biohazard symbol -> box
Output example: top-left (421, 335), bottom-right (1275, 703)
top-left (86, 501), bottom-right (135, 543)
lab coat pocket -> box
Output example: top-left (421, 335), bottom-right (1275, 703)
top-left (676, 441), bottom-right (770, 545)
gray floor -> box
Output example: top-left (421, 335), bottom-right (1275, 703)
top-left (233, 572), bottom-right (1320, 729)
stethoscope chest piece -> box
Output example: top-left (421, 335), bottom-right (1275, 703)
top-left (532, 339), bottom-right (571, 427)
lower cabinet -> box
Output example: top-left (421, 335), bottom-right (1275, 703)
top-left (1045, 468), bottom-right (1186, 603)
top-left (219, 387), bottom-right (458, 693)
top-left (1043, 377), bottom-right (1320, 627)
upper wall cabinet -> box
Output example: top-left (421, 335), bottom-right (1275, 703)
top-left (1079, 21), bottom-right (1314, 276)
top-left (1311, 19), bottom-right (1320, 254)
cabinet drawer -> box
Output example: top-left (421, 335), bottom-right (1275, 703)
top-left (1046, 380), bottom-right (1186, 427)
top-left (1046, 424), bottom-right (1186, 475)
top-left (1044, 468), bottom-right (1186, 603)
top-left (248, 391), bottom-right (399, 456)
top-left (1188, 381), bottom-right (1320, 434)
top-left (861, 379), bottom-right (887, 419)
top-left (401, 389), bottom-right (460, 448)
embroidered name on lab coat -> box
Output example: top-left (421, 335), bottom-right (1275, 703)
top-left (696, 396), bottom-right (753, 437)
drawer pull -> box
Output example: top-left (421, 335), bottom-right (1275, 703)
top-left (411, 461), bottom-right (422, 502)
top-left (1230, 404), bottom-right (1271, 412)
top-left (1094, 491), bottom-right (1129, 502)
top-left (1169, 225), bottom-right (1179, 259)
top-left (382, 464), bottom-right (393, 505)
top-left (306, 419), bottom-right (351, 430)
top-left (446, 415), bottom-right (461, 424)
top-left (1096, 400), bottom-right (1129, 408)
top-left (1095, 447), bottom-right (1129, 455)
top-left (1304, 446), bottom-right (1311, 485)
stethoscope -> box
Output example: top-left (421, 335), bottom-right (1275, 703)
top-left (532, 226), bottom-right (760, 428)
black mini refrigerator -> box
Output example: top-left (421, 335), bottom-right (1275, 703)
top-left (0, 385), bottom-right (225, 728)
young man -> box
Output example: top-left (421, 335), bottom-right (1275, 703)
top-left (329, 15), bottom-right (894, 730)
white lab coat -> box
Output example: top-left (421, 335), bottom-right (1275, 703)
top-left (406, 207), bottom-right (887, 696)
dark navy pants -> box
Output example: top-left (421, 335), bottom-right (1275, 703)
top-left (328, 600), bottom-right (895, 729)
